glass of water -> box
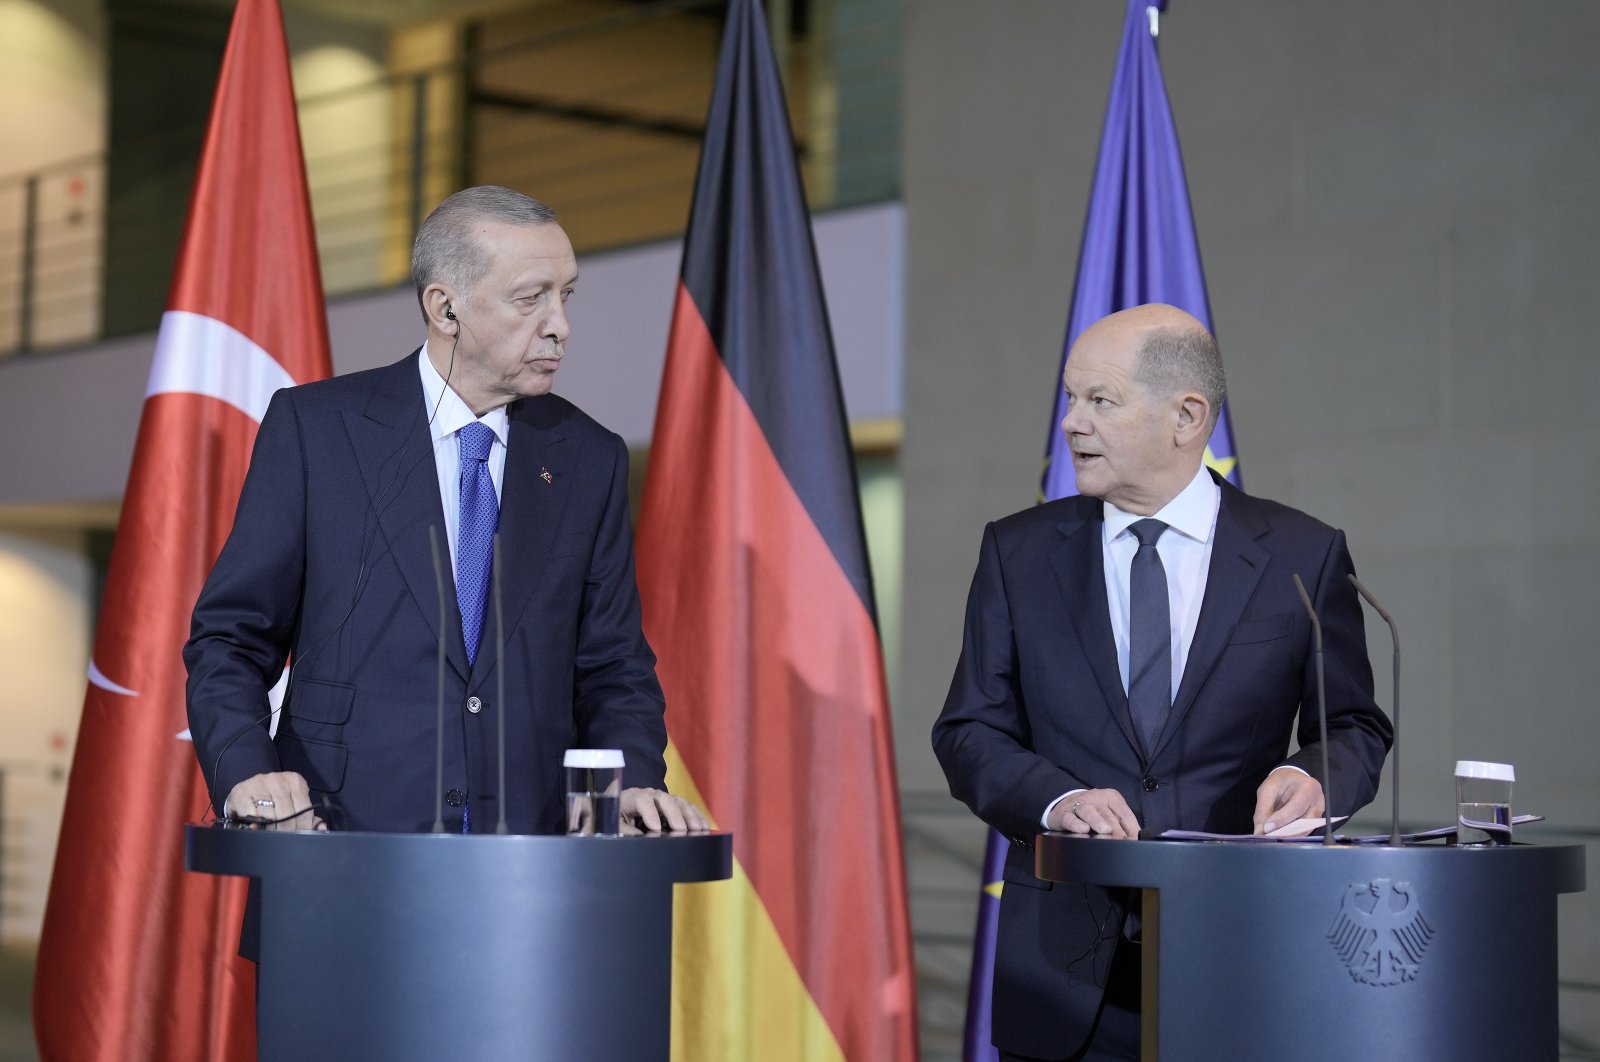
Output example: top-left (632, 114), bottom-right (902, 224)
top-left (565, 749), bottom-right (624, 836)
top-left (1455, 760), bottom-right (1514, 846)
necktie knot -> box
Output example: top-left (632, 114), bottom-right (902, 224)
top-left (1130, 518), bottom-right (1168, 548)
top-left (459, 422), bottom-right (495, 463)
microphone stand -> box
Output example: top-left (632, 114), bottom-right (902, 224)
top-left (1291, 574), bottom-right (1335, 846)
top-left (492, 535), bottom-right (509, 835)
top-left (429, 527), bottom-right (448, 834)
top-left (1348, 574), bottom-right (1401, 846)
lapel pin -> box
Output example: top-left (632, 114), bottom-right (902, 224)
top-left (540, 466), bottom-right (554, 485)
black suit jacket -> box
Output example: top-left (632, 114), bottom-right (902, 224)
top-left (932, 474), bottom-right (1391, 1058)
top-left (185, 352), bottom-right (667, 837)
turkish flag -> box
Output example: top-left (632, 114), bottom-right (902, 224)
top-left (32, 1), bottom-right (330, 1058)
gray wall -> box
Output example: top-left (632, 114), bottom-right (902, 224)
top-left (899, 2), bottom-right (1600, 1057)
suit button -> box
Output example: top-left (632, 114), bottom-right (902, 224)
top-left (445, 788), bottom-right (465, 807)
top-left (1142, 776), bottom-right (1160, 792)
top-left (466, 696), bottom-right (482, 714)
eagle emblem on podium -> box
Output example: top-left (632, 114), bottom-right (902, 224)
top-left (1327, 878), bottom-right (1434, 987)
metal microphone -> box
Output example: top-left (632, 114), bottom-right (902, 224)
top-left (1291, 573), bottom-right (1335, 846)
top-left (429, 526), bottom-right (448, 834)
top-left (1347, 573), bottom-right (1401, 846)
top-left (492, 534), bottom-right (509, 835)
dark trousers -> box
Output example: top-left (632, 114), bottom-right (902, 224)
top-left (1001, 938), bottom-right (1141, 1062)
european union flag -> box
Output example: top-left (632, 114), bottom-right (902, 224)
top-left (1041, 0), bottom-right (1239, 504)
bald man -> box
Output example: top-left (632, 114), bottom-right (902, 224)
top-left (932, 305), bottom-right (1392, 1061)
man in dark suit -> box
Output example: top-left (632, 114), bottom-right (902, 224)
top-left (932, 304), bottom-right (1392, 1061)
top-left (186, 185), bottom-right (705, 839)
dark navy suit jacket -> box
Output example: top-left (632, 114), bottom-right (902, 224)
top-left (185, 353), bottom-right (668, 838)
top-left (932, 474), bottom-right (1392, 1059)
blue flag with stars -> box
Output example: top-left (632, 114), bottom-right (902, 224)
top-left (1041, 0), bottom-right (1239, 500)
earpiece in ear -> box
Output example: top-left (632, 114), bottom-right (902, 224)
top-left (445, 306), bottom-right (457, 321)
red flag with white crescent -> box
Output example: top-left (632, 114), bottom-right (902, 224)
top-left (33, 1), bottom-right (330, 1057)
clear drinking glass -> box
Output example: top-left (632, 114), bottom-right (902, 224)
top-left (1455, 760), bottom-right (1513, 846)
top-left (564, 749), bottom-right (624, 836)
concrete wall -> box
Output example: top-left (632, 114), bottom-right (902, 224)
top-left (0, 529), bottom-right (90, 946)
top-left (900, 2), bottom-right (1600, 1056)
top-left (285, 10), bottom-right (393, 294)
top-left (0, 0), bottom-right (104, 173)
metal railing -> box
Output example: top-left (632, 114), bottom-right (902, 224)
top-left (0, 157), bottom-right (105, 358)
top-left (0, 761), bottom-right (30, 947)
top-left (0, 0), bottom-right (901, 363)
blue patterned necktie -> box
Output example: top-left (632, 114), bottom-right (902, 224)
top-left (456, 422), bottom-right (499, 666)
top-left (1127, 518), bottom-right (1171, 759)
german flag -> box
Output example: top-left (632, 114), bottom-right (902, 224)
top-left (634, 1), bottom-right (917, 1059)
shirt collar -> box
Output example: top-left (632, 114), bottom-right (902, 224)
top-left (1103, 465), bottom-right (1221, 545)
top-left (417, 347), bottom-right (510, 447)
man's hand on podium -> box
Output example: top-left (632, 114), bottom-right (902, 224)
top-left (1252, 767), bottom-right (1324, 835)
top-left (1047, 788), bottom-right (1141, 838)
top-left (225, 771), bottom-right (328, 831)
top-left (620, 788), bottom-right (711, 835)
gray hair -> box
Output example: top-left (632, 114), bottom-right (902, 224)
top-left (1135, 325), bottom-right (1227, 428)
top-left (411, 186), bottom-right (558, 318)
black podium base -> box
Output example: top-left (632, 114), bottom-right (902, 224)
top-left (187, 826), bottom-right (732, 1062)
top-left (1036, 836), bottom-right (1585, 1062)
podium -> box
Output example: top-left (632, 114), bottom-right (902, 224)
top-left (186, 826), bottom-right (732, 1062)
top-left (1035, 835), bottom-right (1585, 1062)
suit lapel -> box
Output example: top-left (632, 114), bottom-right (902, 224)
top-left (1048, 503), bottom-right (1144, 760)
top-left (468, 396), bottom-right (575, 692)
top-left (343, 354), bottom-right (471, 680)
top-left (1152, 482), bottom-right (1270, 759)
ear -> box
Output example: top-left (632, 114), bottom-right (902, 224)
top-left (423, 284), bottom-right (457, 334)
top-left (1172, 391), bottom-right (1212, 449)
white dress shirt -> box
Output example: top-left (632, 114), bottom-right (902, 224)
top-left (418, 348), bottom-right (509, 579)
top-left (1041, 465), bottom-right (1220, 826)
top-left (1100, 464), bottom-right (1221, 699)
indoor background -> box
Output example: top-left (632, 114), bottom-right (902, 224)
top-left (0, 1), bottom-right (1596, 1059)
